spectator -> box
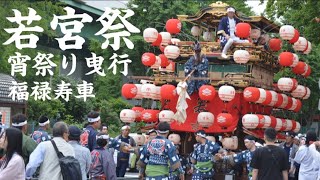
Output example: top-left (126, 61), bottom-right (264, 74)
top-left (279, 131), bottom-right (299, 179)
top-left (294, 130), bottom-right (318, 180)
top-left (250, 127), bottom-right (288, 180)
top-left (115, 125), bottom-right (136, 177)
top-left (69, 126), bottom-right (91, 180)
top-left (100, 124), bottom-right (108, 134)
top-left (31, 115), bottom-right (51, 144)
top-left (146, 129), bottom-right (157, 143)
top-left (90, 132), bottom-right (116, 180)
top-left (309, 141), bottom-right (320, 180)
top-left (26, 122), bottom-right (75, 180)
top-left (0, 128), bottom-right (25, 180)
top-left (85, 111), bottom-right (102, 151)
top-left (11, 113), bottom-right (37, 165)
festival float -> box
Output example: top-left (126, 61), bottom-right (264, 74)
top-left (120, 1), bottom-right (311, 153)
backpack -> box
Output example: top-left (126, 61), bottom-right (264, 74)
top-left (51, 140), bottom-right (82, 180)
top-left (80, 129), bottom-right (90, 147)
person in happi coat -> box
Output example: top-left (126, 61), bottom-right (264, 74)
top-left (31, 115), bottom-right (51, 144)
top-left (217, 7), bottom-right (249, 58)
top-left (169, 143), bottom-right (189, 180)
top-left (188, 130), bottom-right (221, 180)
top-left (90, 132), bottom-right (117, 180)
top-left (184, 41), bottom-right (209, 95)
top-left (216, 135), bottom-right (258, 180)
top-left (138, 122), bottom-right (185, 180)
top-left (115, 125), bottom-right (136, 177)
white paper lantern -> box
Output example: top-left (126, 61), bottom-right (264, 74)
top-left (120, 109), bottom-right (136, 123)
top-left (285, 120), bottom-right (293, 131)
top-left (242, 114), bottom-right (259, 129)
top-left (164, 45), bottom-right (180, 59)
top-left (275, 118), bottom-right (283, 131)
top-left (250, 29), bottom-right (261, 39)
top-left (168, 134), bottom-right (181, 145)
top-left (293, 37), bottom-right (308, 51)
top-left (256, 88), bottom-right (266, 103)
top-left (303, 41), bottom-right (312, 54)
top-left (160, 32), bottom-right (172, 45)
top-left (262, 115), bottom-right (272, 128)
top-left (150, 56), bottom-right (161, 69)
top-left (279, 25), bottom-right (295, 40)
top-left (152, 86), bottom-right (161, 100)
top-left (159, 110), bottom-right (174, 124)
top-left (141, 84), bottom-right (157, 99)
top-left (133, 134), bottom-right (145, 146)
top-left (143, 28), bottom-right (158, 43)
top-left (134, 84), bottom-right (143, 99)
top-left (203, 31), bottom-right (213, 41)
top-left (218, 85), bottom-right (236, 102)
top-left (268, 91), bottom-right (278, 106)
top-left (233, 50), bottom-right (250, 64)
top-left (191, 26), bottom-right (201, 36)
top-left (291, 85), bottom-right (307, 98)
top-left (277, 78), bottom-right (295, 92)
top-left (290, 53), bottom-right (299, 67)
top-left (302, 87), bottom-right (311, 100)
top-left (171, 38), bottom-right (181, 46)
top-left (293, 121), bottom-right (301, 133)
top-left (197, 112), bottom-right (214, 127)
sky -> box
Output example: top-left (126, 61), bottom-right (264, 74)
top-left (84, 0), bottom-right (267, 16)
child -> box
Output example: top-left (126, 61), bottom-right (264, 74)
top-left (90, 133), bottom-right (116, 180)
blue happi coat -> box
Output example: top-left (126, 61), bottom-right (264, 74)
top-left (31, 128), bottom-right (51, 144)
top-left (169, 155), bottom-right (189, 180)
top-left (232, 149), bottom-right (255, 180)
top-left (140, 136), bottom-right (184, 180)
top-left (191, 140), bottom-right (221, 180)
top-left (184, 55), bottom-right (209, 95)
top-left (217, 16), bottom-right (240, 46)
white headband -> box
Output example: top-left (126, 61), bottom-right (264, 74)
top-left (88, 116), bottom-right (100, 123)
top-left (39, 119), bottom-right (50, 126)
top-left (196, 132), bottom-right (206, 138)
top-left (96, 134), bottom-right (109, 140)
top-left (157, 130), bottom-right (169, 134)
top-left (12, 120), bottom-right (27, 127)
top-left (227, 7), bottom-right (235, 13)
top-left (121, 125), bottom-right (130, 130)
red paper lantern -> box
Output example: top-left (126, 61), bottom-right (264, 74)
top-left (270, 116), bottom-right (277, 128)
top-left (292, 62), bottom-right (306, 75)
top-left (132, 106), bottom-right (144, 122)
top-left (151, 34), bottom-right (162, 46)
top-left (217, 113), bottom-right (233, 128)
top-left (261, 91), bottom-right (272, 105)
top-left (121, 83), bottom-right (137, 99)
top-left (141, 109), bottom-right (159, 123)
top-left (280, 119), bottom-right (287, 131)
top-left (199, 85), bottom-right (216, 101)
top-left (289, 29), bottom-right (299, 44)
top-left (291, 120), bottom-right (297, 132)
top-left (284, 97), bottom-right (293, 110)
top-left (165, 19), bottom-right (182, 34)
top-left (293, 121), bottom-right (301, 133)
top-left (159, 45), bottom-right (165, 53)
top-left (275, 118), bottom-right (283, 131)
top-left (160, 84), bottom-right (177, 100)
top-left (285, 119), bottom-right (293, 131)
top-left (293, 99), bottom-right (302, 113)
top-left (289, 98), bottom-right (298, 111)
top-left (278, 52), bottom-right (293, 67)
top-left (274, 93), bottom-right (284, 107)
top-left (243, 87), bottom-right (260, 102)
top-left (262, 115), bottom-right (272, 128)
top-left (278, 94), bottom-right (288, 109)
top-left (269, 38), bottom-right (282, 51)
top-left (141, 53), bottom-right (156, 67)
top-left (235, 23), bottom-right (251, 38)
top-left (159, 54), bottom-right (170, 67)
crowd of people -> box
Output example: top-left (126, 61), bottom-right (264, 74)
top-left (0, 112), bottom-right (319, 180)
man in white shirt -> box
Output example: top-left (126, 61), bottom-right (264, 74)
top-left (217, 7), bottom-right (249, 58)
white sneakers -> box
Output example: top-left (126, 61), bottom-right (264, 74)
top-left (221, 53), bottom-right (228, 59)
